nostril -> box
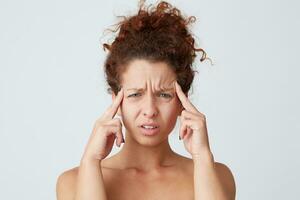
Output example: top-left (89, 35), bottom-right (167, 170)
top-left (143, 111), bottom-right (158, 117)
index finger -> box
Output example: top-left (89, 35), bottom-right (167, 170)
top-left (103, 88), bottom-right (124, 119)
top-left (174, 81), bottom-right (198, 113)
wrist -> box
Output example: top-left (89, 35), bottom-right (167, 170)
top-left (192, 150), bottom-right (214, 164)
top-left (80, 156), bottom-right (102, 166)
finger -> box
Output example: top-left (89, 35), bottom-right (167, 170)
top-left (179, 122), bottom-right (187, 140)
top-left (183, 127), bottom-right (193, 140)
top-left (179, 119), bottom-right (194, 140)
top-left (104, 119), bottom-right (124, 146)
top-left (180, 119), bottom-right (196, 140)
top-left (105, 118), bottom-right (122, 127)
top-left (174, 81), bottom-right (198, 113)
top-left (184, 119), bottom-right (200, 130)
top-left (111, 119), bottom-right (124, 146)
top-left (181, 110), bottom-right (203, 120)
top-left (102, 124), bottom-right (119, 137)
top-left (179, 115), bottom-right (188, 139)
top-left (103, 125), bottom-right (123, 147)
top-left (115, 127), bottom-right (124, 147)
top-left (103, 88), bottom-right (124, 119)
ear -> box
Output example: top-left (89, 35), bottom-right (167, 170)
top-left (112, 92), bottom-right (122, 116)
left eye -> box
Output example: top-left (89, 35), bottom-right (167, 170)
top-left (159, 93), bottom-right (172, 98)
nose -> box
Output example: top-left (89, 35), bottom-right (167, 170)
top-left (142, 93), bottom-right (158, 118)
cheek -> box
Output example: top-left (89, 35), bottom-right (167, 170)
top-left (159, 104), bottom-right (179, 132)
top-left (120, 102), bottom-right (138, 130)
top-left (160, 102), bottom-right (180, 118)
top-left (121, 101), bottom-right (139, 117)
top-left (169, 97), bottom-right (181, 111)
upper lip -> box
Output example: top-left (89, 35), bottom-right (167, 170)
top-left (140, 123), bottom-right (159, 127)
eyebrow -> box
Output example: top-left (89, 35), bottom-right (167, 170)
top-left (127, 87), bottom-right (174, 92)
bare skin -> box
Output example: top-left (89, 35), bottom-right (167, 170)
top-left (56, 59), bottom-right (235, 200)
top-left (57, 153), bottom-right (231, 200)
top-left (58, 154), bottom-right (193, 200)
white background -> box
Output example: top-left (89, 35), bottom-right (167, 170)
top-left (1, 0), bottom-right (299, 199)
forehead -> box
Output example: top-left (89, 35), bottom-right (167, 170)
top-left (121, 59), bottom-right (176, 86)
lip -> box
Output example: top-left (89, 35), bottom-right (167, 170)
top-left (140, 122), bottom-right (159, 127)
top-left (139, 126), bottom-right (160, 136)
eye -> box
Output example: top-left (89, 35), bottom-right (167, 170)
top-left (127, 92), bottom-right (172, 98)
top-left (159, 93), bottom-right (172, 98)
top-left (128, 93), bottom-right (141, 98)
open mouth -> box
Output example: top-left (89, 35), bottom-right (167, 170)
top-left (141, 125), bottom-right (158, 129)
top-left (139, 125), bottom-right (159, 136)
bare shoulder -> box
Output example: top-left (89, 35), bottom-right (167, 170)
top-left (55, 158), bottom-right (120, 200)
top-left (56, 167), bottom-right (79, 200)
top-left (183, 156), bottom-right (236, 199)
top-left (55, 162), bottom-right (113, 200)
top-left (215, 161), bottom-right (236, 199)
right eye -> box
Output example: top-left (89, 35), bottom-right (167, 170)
top-left (128, 93), bottom-right (141, 98)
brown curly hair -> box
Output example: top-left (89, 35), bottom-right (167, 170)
top-left (102, 0), bottom-right (212, 96)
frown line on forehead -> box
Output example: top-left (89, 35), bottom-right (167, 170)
top-left (124, 78), bottom-right (177, 91)
top-left (126, 87), bottom-right (174, 92)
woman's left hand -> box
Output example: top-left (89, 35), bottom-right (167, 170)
top-left (175, 81), bottom-right (213, 160)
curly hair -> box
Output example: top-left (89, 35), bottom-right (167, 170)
top-left (101, 0), bottom-right (212, 95)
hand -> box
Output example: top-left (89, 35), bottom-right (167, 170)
top-left (175, 81), bottom-right (213, 159)
top-left (81, 88), bottom-right (125, 163)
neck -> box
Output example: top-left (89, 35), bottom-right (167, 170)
top-left (115, 130), bottom-right (178, 173)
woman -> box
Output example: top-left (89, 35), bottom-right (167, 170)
top-left (56, 1), bottom-right (236, 200)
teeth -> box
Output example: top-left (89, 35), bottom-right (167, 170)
top-left (142, 125), bottom-right (157, 129)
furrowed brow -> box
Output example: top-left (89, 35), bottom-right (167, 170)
top-left (126, 87), bottom-right (174, 92)
top-left (127, 88), bottom-right (145, 91)
top-left (157, 89), bottom-right (172, 93)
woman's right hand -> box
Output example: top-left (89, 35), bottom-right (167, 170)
top-left (81, 88), bottom-right (125, 163)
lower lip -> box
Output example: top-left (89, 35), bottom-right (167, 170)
top-left (139, 126), bottom-right (159, 136)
